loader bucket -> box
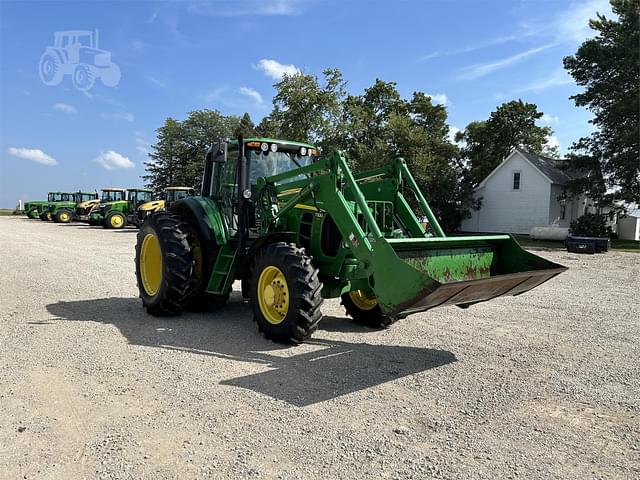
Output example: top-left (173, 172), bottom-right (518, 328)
top-left (372, 235), bottom-right (566, 318)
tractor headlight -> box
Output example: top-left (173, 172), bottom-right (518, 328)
top-left (260, 142), bottom-right (269, 152)
top-left (242, 189), bottom-right (252, 199)
top-left (300, 147), bottom-right (307, 156)
top-left (270, 143), bottom-right (278, 153)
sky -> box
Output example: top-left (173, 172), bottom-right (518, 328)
top-left (0, 0), bottom-right (613, 208)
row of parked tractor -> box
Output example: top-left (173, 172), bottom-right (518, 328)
top-left (22, 186), bottom-right (195, 228)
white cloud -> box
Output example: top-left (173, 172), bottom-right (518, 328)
top-left (458, 44), bottom-right (556, 80)
top-left (53, 103), bottom-right (77, 114)
top-left (426, 92), bottom-right (449, 106)
top-left (101, 112), bottom-right (135, 122)
top-left (417, 35), bottom-right (522, 62)
top-left (551, 0), bottom-right (612, 44)
top-left (546, 135), bottom-right (561, 150)
top-left (239, 87), bottom-right (263, 105)
top-left (132, 40), bottom-right (144, 51)
top-left (135, 131), bottom-right (151, 155)
top-left (188, 0), bottom-right (304, 16)
top-left (448, 126), bottom-right (461, 144)
top-left (147, 76), bottom-right (165, 88)
top-left (513, 69), bottom-right (574, 93)
top-left (7, 147), bottom-right (58, 166)
top-left (94, 150), bottom-right (135, 170)
top-left (254, 59), bottom-right (299, 80)
top-left (540, 113), bottom-right (560, 126)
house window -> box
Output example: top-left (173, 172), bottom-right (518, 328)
top-left (512, 171), bottom-right (521, 190)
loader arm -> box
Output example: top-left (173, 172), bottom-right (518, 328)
top-left (255, 151), bottom-right (566, 318)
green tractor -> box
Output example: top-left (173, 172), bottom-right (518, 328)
top-left (90, 188), bottom-right (153, 229)
top-left (83, 188), bottom-right (126, 225)
top-left (48, 191), bottom-right (98, 223)
top-left (24, 193), bottom-right (56, 219)
top-left (134, 137), bottom-right (566, 344)
top-left (37, 192), bottom-right (75, 221)
top-left (136, 186), bottom-right (195, 225)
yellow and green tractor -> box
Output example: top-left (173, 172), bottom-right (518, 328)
top-left (77, 188), bottom-right (126, 225)
top-left (136, 186), bottom-right (195, 225)
top-left (134, 137), bottom-right (567, 344)
top-left (89, 188), bottom-right (153, 229)
top-left (47, 191), bottom-right (99, 223)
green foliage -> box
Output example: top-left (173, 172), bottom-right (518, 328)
top-left (563, 0), bottom-right (640, 203)
top-left (569, 213), bottom-right (609, 237)
top-left (457, 100), bottom-right (554, 185)
top-left (257, 69), bottom-right (346, 149)
top-left (143, 110), bottom-right (244, 194)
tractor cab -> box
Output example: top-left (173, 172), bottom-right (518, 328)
top-left (127, 188), bottom-right (153, 209)
top-left (100, 188), bottom-right (126, 203)
top-left (164, 187), bottom-right (195, 206)
top-left (202, 137), bottom-right (319, 237)
top-left (75, 191), bottom-right (98, 203)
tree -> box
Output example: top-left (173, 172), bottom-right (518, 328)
top-left (143, 110), bottom-right (241, 193)
top-left (563, 0), bottom-right (640, 203)
top-left (257, 69), bottom-right (346, 148)
top-left (457, 100), bottom-right (553, 185)
top-left (234, 113), bottom-right (256, 137)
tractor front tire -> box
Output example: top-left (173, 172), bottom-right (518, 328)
top-left (250, 243), bottom-right (323, 344)
top-left (341, 291), bottom-right (396, 329)
top-left (105, 212), bottom-right (126, 229)
top-left (184, 232), bottom-right (229, 312)
top-left (40, 211), bottom-right (51, 221)
top-left (135, 213), bottom-right (194, 316)
top-left (55, 210), bottom-right (72, 223)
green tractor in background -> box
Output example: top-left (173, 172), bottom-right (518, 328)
top-left (48, 191), bottom-right (98, 223)
top-left (24, 193), bottom-right (56, 219)
top-left (136, 186), bottom-right (195, 225)
top-left (134, 137), bottom-right (566, 344)
top-left (90, 188), bottom-right (153, 229)
top-left (81, 188), bottom-right (126, 225)
top-left (38, 192), bottom-right (75, 221)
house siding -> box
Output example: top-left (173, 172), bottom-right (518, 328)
top-left (462, 152), bottom-right (551, 234)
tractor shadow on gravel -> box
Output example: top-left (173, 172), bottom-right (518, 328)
top-left (47, 295), bottom-right (456, 407)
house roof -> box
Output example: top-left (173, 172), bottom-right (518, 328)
top-left (517, 150), bottom-right (583, 185)
top-left (478, 149), bottom-right (586, 188)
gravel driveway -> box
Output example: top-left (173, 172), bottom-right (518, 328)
top-left (1, 216), bottom-right (638, 479)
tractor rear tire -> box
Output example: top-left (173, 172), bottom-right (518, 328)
top-left (184, 226), bottom-right (229, 312)
top-left (55, 210), bottom-right (72, 223)
top-left (135, 213), bottom-right (194, 316)
top-left (250, 242), bottom-right (323, 344)
top-left (341, 291), bottom-right (396, 329)
top-left (105, 212), bottom-right (126, 229)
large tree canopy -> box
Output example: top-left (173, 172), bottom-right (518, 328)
top-left (456, 100), bottom-right (554, 185)
top-left (143, 110), bottom-right (242, 194)
top-left (563, 0), bottom-right (640, 203)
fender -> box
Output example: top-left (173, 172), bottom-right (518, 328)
top-left (170, 197), bottom-right (227, 248)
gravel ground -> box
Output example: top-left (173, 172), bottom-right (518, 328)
top-left (1, 216), bottom-right (638, 480)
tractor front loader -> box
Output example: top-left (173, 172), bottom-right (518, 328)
top-left (134, 137), bottom-right (566, 344)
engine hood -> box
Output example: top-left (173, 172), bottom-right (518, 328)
top-left (138, 200), bottom-right (165, 211)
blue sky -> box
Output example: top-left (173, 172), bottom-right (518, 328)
top-left (0, 0), bottom-right (612, 207)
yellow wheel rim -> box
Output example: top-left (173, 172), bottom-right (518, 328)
top-left (349, 290), bottom-right (378, 311)
top-left (140, 233), bottom-right (162, 296)
top-left (45, 212), bottom-right (51, 220)
top-left (110, 214), bottom-right (124, 228)
top-left (257, 266), bottom-right (289, 325)
top-left (60, 212), bottom-right (69, 222)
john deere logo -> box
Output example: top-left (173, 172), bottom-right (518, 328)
top-left (39, 30), bottom-right (121, 92)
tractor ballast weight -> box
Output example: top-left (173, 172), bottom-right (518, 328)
top-left (135, 137), bottom-right (566, 343)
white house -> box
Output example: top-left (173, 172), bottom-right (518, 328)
top-left (462, 149), bottom-right (588, 234)
top-left (617, 206), bottom-right (640, 241)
